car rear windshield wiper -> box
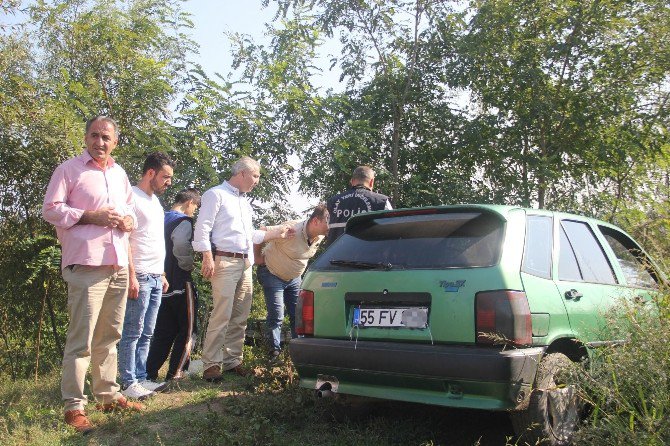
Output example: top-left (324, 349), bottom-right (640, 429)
top-left (330, 259), bottom-right (393, 270)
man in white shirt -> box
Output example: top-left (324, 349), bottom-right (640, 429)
top-left (118, 152), bottom-right (174, 399)
top-left (193, 156), bottom-right (292, 382)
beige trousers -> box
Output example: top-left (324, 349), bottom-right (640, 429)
top-left (201, 256), bottom-right (253, 371)
top-left (61, 265), bottom-right (128, 411)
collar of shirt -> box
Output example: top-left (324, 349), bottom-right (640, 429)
top-left (298, 219), bottom-right (313, 246)
top-left (222, 180), bottom-right (245, 197)
top-left (80, 150), bottom-right (116, 169)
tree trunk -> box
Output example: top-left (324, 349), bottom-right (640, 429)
top-left (45, 279), bottom-right (63, 357)
top-left (0, 312), bottom-right (17, 380)
top-left (391, 104), bottom-right (401, 203)
top-left (35, 284), bottom-right (48, 382)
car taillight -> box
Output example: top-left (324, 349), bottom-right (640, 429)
top-left (475, 290), bottom-right (532, 346)
top-left (295, 289), bottom-right (314, 336)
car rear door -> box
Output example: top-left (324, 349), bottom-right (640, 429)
top-left (519, 213), bottom-right (572, 342)
top-left (553, 218), bottom-right (629, 343)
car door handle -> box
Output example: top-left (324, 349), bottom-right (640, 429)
top-left (634, 295), bottom-right (650, 305)
top-left (564, 289), bottom-right (583, 300)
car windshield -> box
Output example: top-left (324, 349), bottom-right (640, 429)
top-left (312, 211), bottom-right (504, 270)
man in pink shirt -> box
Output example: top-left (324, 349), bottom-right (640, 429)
top-left (42, 116), bottom-right (144, 434)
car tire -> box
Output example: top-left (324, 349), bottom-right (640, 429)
top-left (510, 352), bottom-right (581, 446)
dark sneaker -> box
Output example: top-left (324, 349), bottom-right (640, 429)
top-left (225, 364), bottom-right (253, 377)
top-left (203, 365), bottom-right (223, 382)
top-left (97, 396), bottom-right (146, 412)
top-left (64, 410), bottom-right (94, 434)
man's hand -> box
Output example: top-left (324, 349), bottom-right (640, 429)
top-left (117, 215), bottom-right (134, 232)
top-left (264, 224), bottom-right (295, 242)
top-left (200, 251), bottom-right (215, 279)
top-left (161, 275), bottom-right (169, 293)
top-left (79, 206), bottom-right (126, 228)
top-left (128, 274), bottom-right (139, 300)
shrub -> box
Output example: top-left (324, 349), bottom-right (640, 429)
top-left (575, 296), bottom-right (670, 445)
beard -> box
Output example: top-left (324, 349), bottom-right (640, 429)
top-left (150, 178), bottom-right (168, 195)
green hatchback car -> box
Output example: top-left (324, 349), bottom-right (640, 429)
top-left (288, 205), bottom-right (662, 445)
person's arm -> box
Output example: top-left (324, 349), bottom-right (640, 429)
top-left (200, 250), bottom-right (215, 279)
top-left (251, 224), bottom-right (295, 245)
top-left (172, 220), bottom-right (195, 271)
top-left (118, 176), bottom-right (137, 232)
top-left (127, 244), bottom-right (139, 299)
top-left (253, 243), bottom-right (265, 265)
top-left (42, 164), bottom-right (134, 229)
top-left (161, 274), bottom-right (169, 293)
top-left (193, 189), bottom-right (219, 279)
top-left (42, 165), bottom-right (122, 228)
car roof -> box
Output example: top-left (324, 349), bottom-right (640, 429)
top-left (345, 204), bottom-right (665, 281)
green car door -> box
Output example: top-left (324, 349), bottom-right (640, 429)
top-left (554, 218), bottom-right (631, 344)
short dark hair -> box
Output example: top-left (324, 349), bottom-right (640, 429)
top-left (142, 152), bottom-right (176, 175)
top-left (308, 203), bottom-right (329, 222)
top-left (352, 165), bottom-right (374, 183)
top-left (173, 188), bottom-right (201, 207)
top-left (85, 115), bottom-right (119, 138)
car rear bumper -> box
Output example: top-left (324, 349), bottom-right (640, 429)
top-left (289, 338), bottom-right (545, 410)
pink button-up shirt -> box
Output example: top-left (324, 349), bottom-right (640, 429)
top-left (42, 151), bottom-right (136, 269)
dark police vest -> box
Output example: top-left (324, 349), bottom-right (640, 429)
top-left (163, 210), bottom-right (193, 296)
top-left (325, 185), bottom-right (390, 246)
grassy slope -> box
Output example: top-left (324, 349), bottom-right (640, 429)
top-left (0, 347), bottom-right (516, 446)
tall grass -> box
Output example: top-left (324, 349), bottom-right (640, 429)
top-left (574, 295), bottom-right (670, 445)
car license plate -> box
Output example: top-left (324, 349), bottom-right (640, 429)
top-left (353, 307), bottom-right (428, 328)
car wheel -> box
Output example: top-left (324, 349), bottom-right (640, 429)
top-left (510, 352), bottom-right (581, 446)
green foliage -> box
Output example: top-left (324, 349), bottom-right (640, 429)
top-left (0, 0), bottom-right (198, 379)
top-left (457, 0), bottom-right (670, 210)
top-left (575, 298), bottom-right (670, 445)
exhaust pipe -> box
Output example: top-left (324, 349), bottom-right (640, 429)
top-left (316, 388), bottom-right (334, 398)
top-left (315, 375), bottom-right (339, 399)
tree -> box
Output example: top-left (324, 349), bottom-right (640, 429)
top-left (457, 0), bottom-right (670, 209)
top-left (263, 0), bottom-right (482, 207)
top-left (0, 0), bottom-right (200, 378)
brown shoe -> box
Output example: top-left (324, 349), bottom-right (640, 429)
top-left (64, 410), bottom-right (94, 434)
top-left (97, 396), bottom-right (146, 412)
top-left (203, 365), bottom-right (223, 382)
top-left (224, 364), bottom-right (252, 377)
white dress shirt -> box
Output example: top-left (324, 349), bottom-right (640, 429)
top-left (192, 181), bottom-right (265, 263)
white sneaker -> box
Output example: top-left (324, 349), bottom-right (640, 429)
top-left (121, 382), bottom-right (155, 400)
top-left (140, 380), bottom-right (168, 392)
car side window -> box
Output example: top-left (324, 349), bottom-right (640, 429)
top-left (522, 215), bottom-right (553, 279)
top-left (599, 227), bottom-right (658, 289)
top-left (561, 220), bottom-right (617, 284)
top-left (558, 226), bottom-right (582, 281)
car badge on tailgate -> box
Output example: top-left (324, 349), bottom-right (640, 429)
top-left (321, 282), bottom-right (337, 288)
top-left (440, 280), bottom-right (465, 292)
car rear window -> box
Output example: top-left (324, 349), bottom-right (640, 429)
top-left (312, 211), bottom-right (504, 270)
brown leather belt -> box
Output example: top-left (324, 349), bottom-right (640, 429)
top-left (215, 250), bottom-right (248, 259)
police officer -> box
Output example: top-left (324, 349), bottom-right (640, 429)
top-left (325, 165), bottom-right (392, 246)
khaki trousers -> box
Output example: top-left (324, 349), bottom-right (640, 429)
top-left (61, 265), bottom-right (128, 411)
top-left (201, 256), bottom-right (252, 371)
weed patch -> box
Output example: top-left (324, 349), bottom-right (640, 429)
top-left (575, 300), bottom-right (670, 445)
